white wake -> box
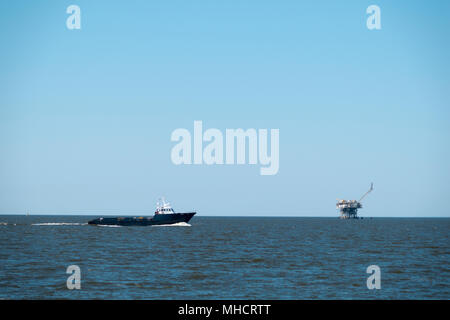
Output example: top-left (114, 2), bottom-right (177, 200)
top-left (152, 222), bottom-right (191, 227)
top-left (96, 224), bottom-right (121, 228)
top-left (32, 222), bottom-right (88, 226)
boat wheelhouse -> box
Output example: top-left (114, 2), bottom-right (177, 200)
top-left (155, 198), bottom-right (176, 214)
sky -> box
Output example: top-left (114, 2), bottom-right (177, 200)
top-left (0, 0), bottom-right (449, 216)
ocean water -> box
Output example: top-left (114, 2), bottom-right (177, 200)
top-left (0, 215), bottom-right (448, 299)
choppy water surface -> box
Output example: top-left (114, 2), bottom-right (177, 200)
top-left (0, 216), bottom-right (448, 299)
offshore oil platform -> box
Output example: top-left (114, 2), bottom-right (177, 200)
top-left (336, 183), bottom-right (373, 219)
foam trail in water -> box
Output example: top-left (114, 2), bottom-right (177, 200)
top-left (152, 222), bottom-right (191, 227)
top-left (32, 223), bottom-right (88, 226)
top-left (96, 224), bottom-right (121, 228)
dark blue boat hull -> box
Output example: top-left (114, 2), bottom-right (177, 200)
top-left (88, 212), bottom-right (196, 226)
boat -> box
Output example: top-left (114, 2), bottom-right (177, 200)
top-left (88, 198), bottom-right (196, 226)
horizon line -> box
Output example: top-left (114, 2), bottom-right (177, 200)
top-left (0, 213), bottom-right (448, 218)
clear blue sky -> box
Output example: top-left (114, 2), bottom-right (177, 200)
top-left (0, 1), bottom-right (449, 216)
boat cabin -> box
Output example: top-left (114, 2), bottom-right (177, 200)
top-left (155, 198), bottom-right (175, 215)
